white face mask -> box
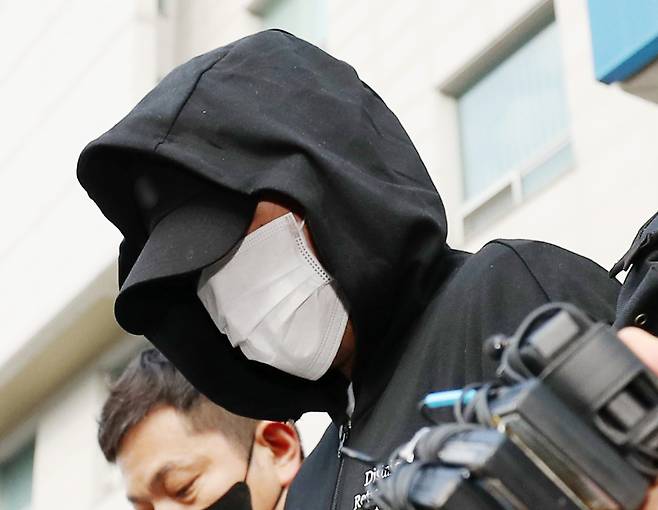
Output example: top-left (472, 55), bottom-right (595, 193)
top-left (197, 213), bottom-right (349, 380)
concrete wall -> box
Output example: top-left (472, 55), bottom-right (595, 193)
top-left (0, 0), bottom-right (157, 367)
top-left (0, 2), bottom-right (156, 508)
top-left (0, 330), bottom-right (142, 510)
top-left (325, 0), bottom-right (658, 268)
top-left (459, 0), bottom-right (658, 268)
top-left (32, 371), bottom-right (111, 510)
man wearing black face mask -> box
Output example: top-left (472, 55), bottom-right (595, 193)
top-left (99, 349), bottom-right (302, 510)
top-left (79, 30), bottom-right (624, 509)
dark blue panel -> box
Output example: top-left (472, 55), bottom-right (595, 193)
top-left (588, 0), bottom-right (658, 83)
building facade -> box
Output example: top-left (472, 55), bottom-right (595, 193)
top-left (2, 1), bottom-right (657, 508)
top-left (588, 0), bottom-right (658, 104)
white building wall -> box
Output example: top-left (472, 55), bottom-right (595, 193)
top-left (31, 371), bottom-right (109, 510)
top-left (326, 0), bottom-right (658, 269)
top-left (3, 1), bottom-right (658, 509)
top-left (0, 0), bottom-right (157, 367)
top-left (3, 339), bottom-right (138, 510)
top-left (0, 2), bottom-right (157, 508)
top-left (171, 0), bottom-right (261, 65)
top-left (459, 0), bottom-right (658, 268)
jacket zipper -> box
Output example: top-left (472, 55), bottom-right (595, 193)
top-left (330, 419), bottom-right (352, 510)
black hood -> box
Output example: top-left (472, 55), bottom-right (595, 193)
top-left (77, 30), bottom-right (449, 421)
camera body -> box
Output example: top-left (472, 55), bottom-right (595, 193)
top-left (511, 309), bottom-right (658, 475)
top-left (370, 427), bottom-right (580, 510)
top-left (368, 304), bottom-right (658, 510)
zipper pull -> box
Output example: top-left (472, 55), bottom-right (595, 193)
top-left (337, 419), bottom-right (351, 458)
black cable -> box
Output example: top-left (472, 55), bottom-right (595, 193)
top-left (498, 302), bottom-right (591, 383)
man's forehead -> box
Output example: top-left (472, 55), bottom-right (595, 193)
top-left (117, 407), bottom-right (197, 468)
top-left (116, 405), bottom-right (240, 473)
top-left (118, 422), bottom-right (213, 502)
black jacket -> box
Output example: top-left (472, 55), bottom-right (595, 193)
top-left (77, 30), bottom-right (621, 509)
top-left (285, 240), bottom-right (620, 509)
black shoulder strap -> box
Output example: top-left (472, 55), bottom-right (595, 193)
top-left (611, 211), bottom-right (658, 334)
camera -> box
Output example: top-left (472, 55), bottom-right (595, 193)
top-left (369, 425), bottom-right (580, 510)
top-left (365, 303), bottom-right (658, 510)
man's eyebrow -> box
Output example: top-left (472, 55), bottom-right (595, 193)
top-left (149, 462), bottom-right (177, 490)
top-left (124, 462), bottom-right (180, 504)
top-left (126, 460), bottom-right (202, 503)
top-left (151, 460), bottom-right (201, 489)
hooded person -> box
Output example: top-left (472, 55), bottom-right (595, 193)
top-left (77, 30), bottom-right (621, 509)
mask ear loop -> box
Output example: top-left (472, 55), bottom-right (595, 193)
top-left (243, 435), bottom-right (255, 483)
top-left (272, 486), bottom-right (285, 510)
top-left (295, 215), bottom-right (306, 234)
top-left (294, 215), bottom-right (312, 251)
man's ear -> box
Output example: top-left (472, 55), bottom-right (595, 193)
top-left (254, 421), bottom-right (302, 487)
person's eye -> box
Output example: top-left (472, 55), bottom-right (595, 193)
top-left (175, 478), bottom-right (197, 499)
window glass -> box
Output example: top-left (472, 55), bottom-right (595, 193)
top-left (261, 0), bottom-right (327, 47)
top-left (458, 22), bottom-right (571, 200)
top-left (0, 440), bottom-right (34, 510)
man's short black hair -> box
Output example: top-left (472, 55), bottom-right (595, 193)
top-left (98, 348), bottom-right (259, 462)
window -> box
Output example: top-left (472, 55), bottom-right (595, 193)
top-left (0, 440), bottom-right (34, 510)
top-left (255, 0), bottom-right (327, 47)
top-left (157, 0), bottom-right (169, 17)
top-left (457, 21), bottom-right (572, 236)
